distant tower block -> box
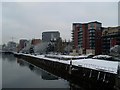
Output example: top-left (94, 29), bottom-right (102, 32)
top-left (42, 31), bottom-right (60, 42)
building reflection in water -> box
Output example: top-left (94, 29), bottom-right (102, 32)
top-left (16, 58), bottom-right (82, 89)
top-left (2, 54), bottom-right (16, 62)
top-left (17, 58), bottom-right (59, 80)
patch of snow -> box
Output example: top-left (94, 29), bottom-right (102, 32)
top-left (73, 59), bottom-right (118, 74)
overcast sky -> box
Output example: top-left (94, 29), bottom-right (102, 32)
top-left (1, 2), bottom-right (119, 44)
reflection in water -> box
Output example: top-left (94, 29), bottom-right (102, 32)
top-left (2, 54), bottom-right (70, 88)
top-left (29, 64), bottom-right (34, 71)
top-left (2, 53), bottom-right (16, 63)
top-left (41, 72), bottom-right (58, 80)
top-left (17, 58), bottom-right (59, 80)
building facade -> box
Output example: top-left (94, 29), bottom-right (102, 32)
top-left (31, 39), bottom-right (41, 45)
top-left (42, 31), bottom-right (60, 42)
top-left (17, 39), bottom-right (29, 51)
top-left (72, 21), bottom-right (102, 55)
top-left (102, 26), bottom-right (120, 54)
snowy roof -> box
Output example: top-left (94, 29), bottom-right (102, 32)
top-left (18, 53), bottom-right (118, 74)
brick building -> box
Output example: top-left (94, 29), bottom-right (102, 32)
top-left (102, 26), bottom-right (120, 54)
top-left (17, 39), bottom-right (29, 52)
top-left (72, 21), bottom-right (102, 55)
top-left (31, 39), bottom-right (41, 45)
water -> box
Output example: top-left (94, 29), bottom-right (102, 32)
top-left (1, 54), bottom-right (120, 89)
top-left (2, 54), bottom-right (70, 88)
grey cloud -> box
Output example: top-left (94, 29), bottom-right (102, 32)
top-left (2, 2), bottom-right (118, 44)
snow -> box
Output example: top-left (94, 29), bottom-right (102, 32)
top-left (45, 54), bottom-right (87, 59)
top-left (17, 53), bottom-right (118, 74)
top-left (92, 55), bottom-right (112, 59)
top-left (72, 59), bottom-right (118, 74)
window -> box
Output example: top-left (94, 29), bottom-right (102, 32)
top-left (90, 23), bottom-right (94, 29)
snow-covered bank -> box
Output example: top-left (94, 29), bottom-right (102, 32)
top-left (45, 54), bottom-right (88, 60)
top-left (16, 53), bottom-right (119, 74)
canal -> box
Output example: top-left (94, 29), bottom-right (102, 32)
top-left (1, 53), bottom-right (120, 89)
top-left (2, 54), bottom-right (73, 89)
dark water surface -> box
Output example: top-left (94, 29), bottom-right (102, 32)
top-left (2, 54), bottom-right (71, 88)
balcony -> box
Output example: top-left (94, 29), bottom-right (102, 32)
top-left (78, 31), bottom-right (83, 34)
top-left (78, 40), bottom-right (83, 43)
top-left (89, 33), bottom-right (95, 36)
top-left (89, 37), bottom-right (95, 40)
top-left (78, 38), bottom-right (83, 40)
top-left (89, 46), bottom-right (95, 49)
top-left (71, 32), bottom-right (74, 34)
top-left (89, 30), bottom-right (95, 32)
top-left (78, 35), bottom-right (83, 38)
top-left (89, 40), bottom-right (95, 43)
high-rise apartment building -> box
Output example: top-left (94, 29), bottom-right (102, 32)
top-left (72, 21), bottom-right (102, 55)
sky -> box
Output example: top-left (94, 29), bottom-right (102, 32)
top-left (1, 1), bottom-right (119, 44)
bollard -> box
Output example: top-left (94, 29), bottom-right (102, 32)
top-left (103, 73), bottom-right (106, 82)
top-left (97, 72), bottom-right (100, 80)
top-left (89, 70), bottom-right (92, 78)
top-left (69, 59), bottom-right (72, 75)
